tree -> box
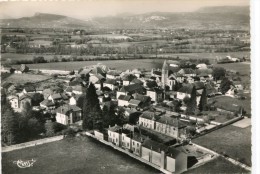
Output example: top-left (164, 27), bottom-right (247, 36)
top-left (31, 93), bottom-right (44, 106)
top-left (69, 70), bottom-right (75, 75)
top-left (186, 126), bottom-right (196, 136)
top-left (212, 67), bottom-right (226, 81)
top-left (82, 83), bottom-right (102, 130)
top-left (198, 88), bottom-right (207, 111)
top-left (183, 96), bottom-right (190, 105)
top-left (21, 101), bottom-right (32, 118)
top-left (186, 86), bottom-right (197, 115)
top-left (1, 102), bottom-right (19, 145)
top-left (33, 56), bottom-right (47, 64)
top-left (102, 105), bottom-right (111, 128)
top-left (44, 120), bottom-right (55, 137)
top-left (220, 77), bottom-right (233, 94)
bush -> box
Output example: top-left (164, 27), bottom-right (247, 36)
top-left (62, 128), bottom-right (76, 137)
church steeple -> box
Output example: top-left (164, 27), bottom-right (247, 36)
top-left (162, 60), bottom-right (169, 71)
top-left (161, 60), bottom-right (169, 89)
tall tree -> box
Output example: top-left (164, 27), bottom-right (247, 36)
top-left (212, 67), bottom-right (226, 81)
top-left (1, 102), bottom-right (19, 145)
top-left (31, 93), bottom-right (44, 106)
top-left (186, 86), bottom-right (197, 115)
top-left (199, 88), bottom-right (207, 111)
top-left (82, 83), bottom-right (102, 130)
top-left (220, 77), bottom-right (233, 94)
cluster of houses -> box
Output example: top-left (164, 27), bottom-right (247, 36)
top-left (2, 59), bottom-right (245, 126)
top-left (106, 123), bottom-right (188, 173)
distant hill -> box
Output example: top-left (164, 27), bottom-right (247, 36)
top-left (0, 6), bottom-right (250, 30)
top-left (196, 6), bottom-right (250, 14)
top-left (0, 12), bottom-right (95, 29)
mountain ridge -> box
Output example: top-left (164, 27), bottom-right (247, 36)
top-left (0, 6), bottom-right (249, 30)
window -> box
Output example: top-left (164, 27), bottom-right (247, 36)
top-left (136, 149), bottom-right (139, 153)
top-left (133, 148), bottom-right (135, 152)
top-left (127, 143), bottom-right (129, 147)
top-left (133, 141), bottom-right (135, 145)
top-left (116, 138), bottom-right (118, 142)
top-left (137, 143), bottom-right (139, 147)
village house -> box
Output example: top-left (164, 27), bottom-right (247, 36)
top-left (56, 104), bottom-right (82, 125)
top-left (175, 73), bottom-right (185, 83)
top-left (131, 93), bottom-right (151, 108)
top-left (40, 99), bottom-right (56, 110)
top-left (42, 88), bottom-right (54, 99)
top-left (7, 95), bottom-right (19, 109)
top-left (107, 124), bottom-right (122, 147)
top-left (103, 79), bottom-right (118, 90)
top-left (89, 74), bottom-right (105, 84)
top-left (72, 85), bottom-right (85, 95)
top-left (225, 85), bottom-right (237, 97)
top-left (146, 88), bottom-right (163, 103)
top-left (1, 82), bottom-right (16, 93)
top-left (141, 139), bottom-right (188, 173)
top-left (69, 77), bottom-right (87, 87)
top-left (122, 74), bottom-right (137, 86)
top-left (130, 78), bottom-right (144, 86)
top-left (69, 94), bottom-right (82, 106)
top-left (155, 115), bottom-right (187, 138)
top-left (118, 95), bottom-right (132, 107)
top-left (139, 111), bottom-right (160, 130)
top-left (116, 83), bottom-right (145, 99)
top-left (166, 147), bottom-right (188, 173)
top-left (131, 133), bottom-right (146, 156)
top-left (121, 129), bottom-right (133, 151)
top-left (196, 63), bottom-right (208, 69)
top-left (15, 64), bottom-right (29, 74)
top-left (178, 68), bottom-right (196, 78)
top-left (23, 86), bottom-right (36, 94)
top-left (106, 70), bottom-right (122, 79)
top-left (151, 68), bottom-right (162, 78)
top-left (141, 139), bottom-right (168, 168)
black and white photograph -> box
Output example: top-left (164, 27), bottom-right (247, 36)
top-left (0, 0), bottom-right (258, 173)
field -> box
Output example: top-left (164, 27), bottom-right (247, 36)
top-left (184, 156), bottom-right (249, 174)
top-left (1, 51), bottom-right (250, 62)
top-left (2, 73), bottom-right (51, 84)
top-left (2, 136), bottom-right (159, 174)
top-left (214, 62), bottom-right (251, 76)
top-left (192, 125), bottom-right (251, 166)
top-left (18, 59), bottom-right (164, 71)
top-left (209, 95), bottom-right (251, 117)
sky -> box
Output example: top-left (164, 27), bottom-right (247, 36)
top-left (0, 0), bottom-right (250, 20)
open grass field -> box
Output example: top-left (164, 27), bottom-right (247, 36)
top-left (184, 156), bottom-right (249, 174)
top-left (2, 136), bottom-right (159, 174)
top-left (1, 53), bottom-right (57, 61)
top-left (192, 125), bottom-right (251, 167)
top-left (2, 73), bottom-right (51, 84)
top-left (1, 51), bottom-right (250, 62)
top-left (214, 62), bottom-right (250, 75)
top-left (21, 59), bottom-right (165, 71)
top-left (209, 95), bottom-right (251, 117)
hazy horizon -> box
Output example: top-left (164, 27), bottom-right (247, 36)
top-left (0, 0), bottom-right (249, 20)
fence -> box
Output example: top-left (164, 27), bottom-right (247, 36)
top-left (2, 135), bottom-right (64, 153)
